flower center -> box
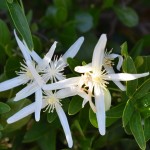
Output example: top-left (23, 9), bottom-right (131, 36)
top-left (43, 92), bottom-right (62, 113)
top-left (16, 61), bottom-right (35, 82)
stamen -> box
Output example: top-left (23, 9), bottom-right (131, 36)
top-left (43, 91), bottom-right (62, 113)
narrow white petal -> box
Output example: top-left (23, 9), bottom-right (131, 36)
top-left (56, 88), bottom-right (77, 99)
top-left (75, 63), bottom-right (92, 73)
top-left (14, 82), bottom-right (39, 101)
top-left (108, 54), bottom-right (123, 70)
top-left (94, 86), bottom-right (106, 135)
top-left (62, 37), bottom-right (84, 61)
top-left (35, 89), bottom-right (42, 121)
top-left (0, 77), bottom-right (25, 92)
top-left (43, 77), bottom-right (80, 91)
top-left (7, 102), bottom-right (35, 124)
top-left (14, 30), bottom-right (31, 61)
top-left (106, 72), bottom-right (149, 81)
top-left (55, 104), bottom-right (73, 148)
top-left (104, 66), bottom-right (126, 91)
top-left (104, 89), bottom-right (111, 111)
top-left (30, 51), bottom-right (42, 63)
top-left (43, 41), bottom-right (57, 64)
top-left (92, 34), bottom-right (107, 69)
top-left (26, 60), bottom-right (44, 86)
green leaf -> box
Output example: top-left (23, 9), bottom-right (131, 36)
top-left (67, 57), bottom-right (81, 75)
top-left (106, 102), bottom-right (126, 118)
top-left (1, 98), bottom-right (31, 133)
top-left (89, 108), bottom-right (98, 128)
top-left (102, 0), bottom-right (114, 9)
top-left (123, 98), bottom-right (135, 127)
top-left (68, 95), bottom-right (83, 115)
top-left (0, 44), bottom-right (7, 65)
top-left (121, 42), bottom-right (128, 57)
top-left (0, 124), bottom-right (4, 130)
top-left (133, 78), bottom-right (150, 100)
top-left (47, 111), bottom-right (57, 123)
top-left (38, 129), bottom-right (56, 150)
top-left (4, 56), bottom-right (21, 78)
top-left (130, 111), bottom-right (146, 150)
top-left (113, 6), bottom-right (139, 27)
top-left (0, 102), bottom-right (11, 114)
top-left (7, 1), bottom-right (34, 49)
top-left (122, 56), bottom-right (138, 97)
top-left (0, 19), bottom-right (11, 47)
top-left (130, 39), bottom-right (144, 59)
top-left (55, 7), bottom-right (67, 23)
top-left (23, 121), bottom-right (51, 143)
top-left (75, 12), bottom-right (93, 33)
top-left (144, 117), bottom-right (150, 142)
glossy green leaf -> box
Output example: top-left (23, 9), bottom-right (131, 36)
top-left (0, 44), bottom-right (7, 65)
top-left (24, 121), bottom-right (51, 143)
top-left (122, 56), bottom-right (138, 97)
top-left (4, 56), bottom-right (21, 78)
top-left (130, 39), bottom-right (144, 59)
top-left (68, 95), bottom-right (83, 115)
top-left (47, 111), bottom-right (57, 123)
top-left (1, 98), bottom-right (31, 133)
top-left (123, 98), bottom-right (135, 127)
top-left (130, 111), bottom-right (146, 150)
top-left (102, 0), bottom-right (114, 9)
top-left (0, 102), bottom-right (11, 114)
top-left (133, 78), bottom-right (150, 100)
top-left (75, 12), bottom-right (93, 33)
top-left (67, 57), bottom-right (81, 75)
top-left (7, 1), bottom-right (33, 49)
top-left (121, 42), bottom-right (128, 57)
top-left (144, 117), bottom-right (150, 142)
top-left (114, 6), bottom-right (139, 27)
top-left (56, 7), bottom-right (67, 24)
top-left (38, 129), bottom-right (56, 150)
top-left (0, 19), bottom-right (11, 47)
top-left (106, 102), bottom-right (126, 118)
top-left (89, 108), bottom-right (98, 128)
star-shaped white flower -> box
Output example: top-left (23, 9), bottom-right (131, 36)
top-left (6, 31), bottom-right (84, 121)
top-left (7, 87), bottom-right (89, 148)
top-left (43, 34), bottom-right (149, 135)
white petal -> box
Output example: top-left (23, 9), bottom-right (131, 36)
top-left (92, 34), bottom-right (107, 69)
top-left (14, 82), bottom-right (39, 101)
top-left (14, 30), bottom-right (31, 61)
top-left (106, 72), bottom-right (149, 81)
top-left (0, 77), bottom-right (25, 92)
top-left (43, 41), bottom-right (57, 64)
top-left (26, 60), bottom-right (44, 86)
top-left (56, 88), bottom-right (77, 99)
top-left (30, 50), bottom-right (42, 63)
top-left (7, 102), bottom-right (35, 124)
top-left (42, 77), bottom-right (80, 91)
top-left (62, 37), bottom-right (84, 61)
top-left (35, 89), bottom-right (42, 121)
top-left (108, 53), bottom-right (123, 70)
top-left (55, 104), bottom-right (73, 148)
top-left (74, 63), bottom-right (92, 73)
top-left (94, 86), bottom-right (106, 135)
top-left (104, 66), bottom-right (126, 91)
top-left (104, 89), bottom-right (111, 111)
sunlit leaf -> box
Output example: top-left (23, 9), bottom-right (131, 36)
top-left (7, 1), bottom-right (34, 49)
top-left (130, 111), bottom-right (146, 150)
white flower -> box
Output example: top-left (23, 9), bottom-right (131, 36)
top-left (43, 34), bottom-right (149, 135)
top-left (29, 37), bottom-right (84, 83)
top-left (7, 88), bottom-right (86, 148)
top-left (0, 30), bottom-right (45, 121)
